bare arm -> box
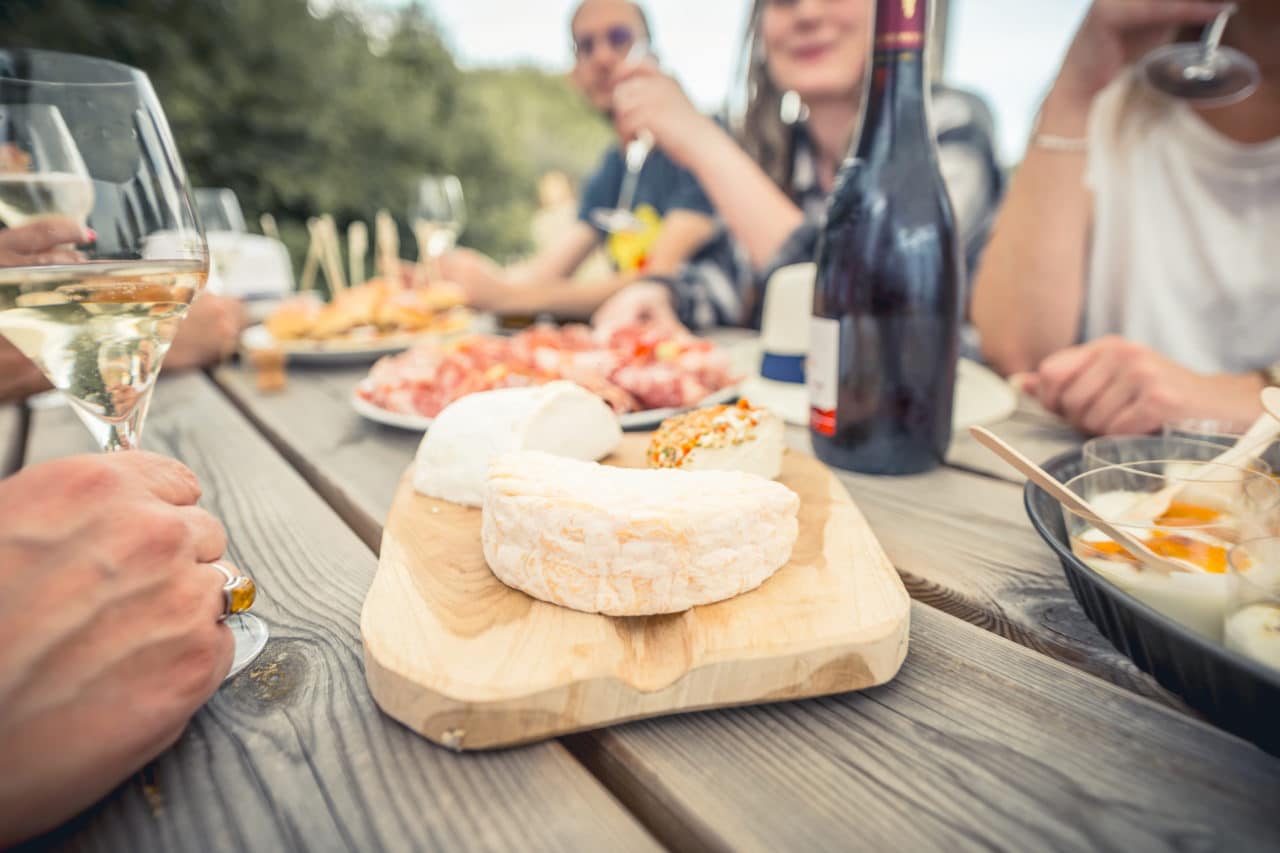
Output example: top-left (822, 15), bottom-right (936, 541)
top-left (612, 69), bottom-right (804, 270)
top-left (970, 89), bottom-right (1093, 374)
top-left (667, 118), bottom-right (804, 269)
top-left (444, 212), bottom-right (718, 319)
top-left (505, 221), bottom-right (600, 287)
top-left (970, 0), bottom-right (1228, 375)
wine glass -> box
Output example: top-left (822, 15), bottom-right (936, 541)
top-left (411, 174), bottom-right (466, 270)
top-left (589, 38), bottom-right (656, 236)
top-left (194, 187), bottom-right (247, 233)
top-left (195, 187), bottom-right (248, 298)
top-left (0, 103), bottom-right (94, 227)
top-left (1139, 3), bottom-right (1260, 107)
top-left (0, 49), bottom-right (267, 678)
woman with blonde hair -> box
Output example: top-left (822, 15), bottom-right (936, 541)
top-left (594, 0), bottom-right (1002, 334)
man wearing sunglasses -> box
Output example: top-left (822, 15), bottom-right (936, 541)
top-left (441, 0), bottom-right (738, 331)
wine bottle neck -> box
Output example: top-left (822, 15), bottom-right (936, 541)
top-left (855, 0), bottom-right (931, 155)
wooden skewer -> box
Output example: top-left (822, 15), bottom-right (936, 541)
top-left (348, 221), bottom-right (368, 288)
top-left (968, 426), bottom-right (1197, 576)
top-left (299, 217), bottom-right (322, 292)
top-left (319, 215), bottom-right (347, 294)
top-left (412, 219), bottom-right (434, 289)
top-left (375, 210), bottom-right (401, 285)
top-left (259, 212), bottom-right (280, 241)
top-left (307, 217), bottom-right (342, 296)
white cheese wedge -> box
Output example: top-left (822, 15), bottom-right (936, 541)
top-left (482, 451), bottom-right (800, 615)
top-left (413, 381), bottom-right (622, 507)
top-left (648, 403), bottom-right (785, 480)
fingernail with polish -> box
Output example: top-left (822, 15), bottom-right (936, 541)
top-left (84, 228), bottom-right (97, 243)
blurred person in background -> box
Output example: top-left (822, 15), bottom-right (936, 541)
top-left (531, 170), bottom-right (613, 282)
top-left (0, 219), bottom-right (246, 403)
top-left (440, 0), bottom-right (738, 329)
top-left (972, 0), bottom-right (1280, 435)
top-left (593, 0), bottom-right (1003, 336)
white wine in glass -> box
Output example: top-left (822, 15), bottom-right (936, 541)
top-left (410, 174), bottom-right (466, 258)
top-left (0, 49), bottom-right (267, 678)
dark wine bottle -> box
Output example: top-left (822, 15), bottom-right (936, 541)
top-left (808, 0), bottom-right (961, 476)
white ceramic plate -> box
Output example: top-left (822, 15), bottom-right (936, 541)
top-left (351, 383), bottom-right (741, 433)
top-left (240, 314), bottom-right (493, 366)
top-left (739, 355), bottom-right (1017, 431)
top-left (953, 357), bottom-right (1019, 431)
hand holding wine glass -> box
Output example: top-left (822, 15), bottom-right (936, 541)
top-left (0, 451), bottom-right (235, 846)
top-left (589, 39), bottom-right (657, 235)
top-left (0, 49), bottom-right (267, 678)
top-left (1051, 0), bottom-right (1229, 110)
top-left (0, 216), bottom-right (90, 266)
top-left (611, 62), bottom-right (713, 171)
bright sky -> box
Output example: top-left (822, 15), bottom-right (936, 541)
top-left (383, 0), bottom-right (1093, 164)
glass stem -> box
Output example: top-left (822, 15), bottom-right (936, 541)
top-left (1200, 3), bottom-right (1235, 60)
top-left (70, 382), bottom-right (156, 452)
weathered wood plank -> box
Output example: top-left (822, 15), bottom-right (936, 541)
top-left (785, 428), bottom-right (1186, 710)
top-left (214, 365), bottom-right (417, 552)
top-left (214, 366), bottom-right (1280, 850)
top-left (945, 392), bottom-right (1083, 483)
top-left (566, 602), bottom-right (1280, 852)
top-left (214, 366), bottom-right (1178, 711)
top-left (0, 402), bottom-right (25, 476)
top-left (22, 372), bottom-right (656, 852)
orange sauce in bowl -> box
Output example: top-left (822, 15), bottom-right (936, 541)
top-left (1080, 500), bottom-right (1235, 573)
top-left (1086, 532), bottom-right (1230, 574)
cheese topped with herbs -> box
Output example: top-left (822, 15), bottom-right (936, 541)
top-left (648, 401), bottom-right (784, 480)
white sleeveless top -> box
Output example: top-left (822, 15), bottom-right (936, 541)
top-left (1084, 74), bottom-right (1280, 374)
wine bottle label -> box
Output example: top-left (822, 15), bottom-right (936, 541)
top-left (808, 316), bottom-right (840, 436)
top-left (874, 0), bottom-right (926, 51)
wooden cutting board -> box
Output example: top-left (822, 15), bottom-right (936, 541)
top-left (362, 435), bottom-right (910, 750)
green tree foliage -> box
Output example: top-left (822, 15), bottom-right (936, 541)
top-left (0, 0), bottom-right (613, 272)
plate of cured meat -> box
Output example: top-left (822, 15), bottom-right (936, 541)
top-left (351, 324), bottom-right (741, 431)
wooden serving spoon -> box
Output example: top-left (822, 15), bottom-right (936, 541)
top-left (969, 427), bottom-right (1199, 576)
top-left (1263, 386), bottom-right (1280, 425)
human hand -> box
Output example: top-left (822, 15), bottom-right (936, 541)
top-left (1017, 336), bottom-right (1264, 435)
top-left (165, 292), bottom-right (246, 371)
top-left (0, 338), bottom-right (51, 402)
top-left (612, 63), bottom-right (718, 168)
top-left (592, 281), bottom-right (686, 340)
top-left (0, 452), bottom-right (236, 845)
top-left (438, 247), bottom-right (511, 311)
top-left (0, 218), bottom-right (91, 267)
top-left (1052, 0), bottom-right (1228, 109)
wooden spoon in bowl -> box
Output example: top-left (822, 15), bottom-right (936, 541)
top-left (969, 427), bottom-right (1200, 576)
top-left (1115, 388), bottom-right (1280, 523)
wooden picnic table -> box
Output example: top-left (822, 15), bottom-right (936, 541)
top-left (9, 335), bottom-right (1280, 851)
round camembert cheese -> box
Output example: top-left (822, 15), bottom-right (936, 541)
top-left (413, 381), bottom-right (622, 507)
top-left (647, 400), bottom-right (785, 480)
top-left (482, 450), bottom-right (801, 615)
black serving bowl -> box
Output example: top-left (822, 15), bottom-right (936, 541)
top-left (1024, 449), bottom-right (1280, 755)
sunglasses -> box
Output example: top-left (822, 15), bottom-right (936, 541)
top-left (573, 25), bottom-right (635, 59)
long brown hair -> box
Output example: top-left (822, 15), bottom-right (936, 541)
top-left (735, 0), bottom-right (798, 197)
